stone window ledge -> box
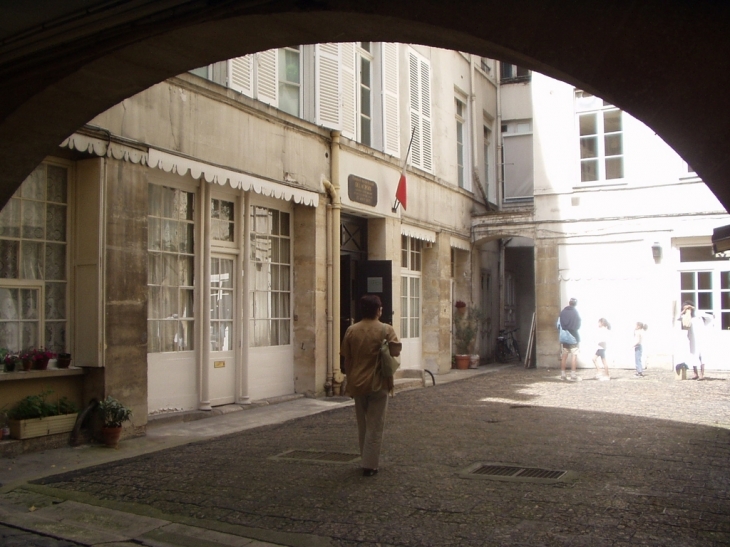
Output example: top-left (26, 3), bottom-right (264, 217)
top-left (0, 367), bottom-right (85, 381)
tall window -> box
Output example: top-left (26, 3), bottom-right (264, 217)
top-left (0, 163), bottom-right (68, 352)
top-left (278, 46), bottom-right (301, 117)
top-left (211, 199), bottom-right (234, 242)
top-left (400, 236), bottom-right (422, 339)
top-left (502, 120), bottom-right (534, 201)
top-left (148, 185), bottom-right (195, 352)
top-left (576, 91), bottom-right (624, 183)
top-left (500, 62), bottom-right (530, 82)
top-left (456, 98), bottom-right (466, 189)
top-left (408, 48), bottom-right (432, 172)
top-left (356, 42), bottom-right (373, 146)
top-left (250, 205), bottom-right (291, 347)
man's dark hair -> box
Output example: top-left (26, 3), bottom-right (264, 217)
top-left (360, 294), bottom-right (382, 319)
top-left (569, 298), bottom-right (578, 306)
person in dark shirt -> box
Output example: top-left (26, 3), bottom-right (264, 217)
top-left (559, 298), bottom-right (581, 380)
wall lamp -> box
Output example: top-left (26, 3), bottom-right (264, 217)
top-left (651, 242), bottom-right (662, 262)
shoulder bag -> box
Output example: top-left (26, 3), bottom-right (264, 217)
top-left (379, 325), bottom-right (401, 378)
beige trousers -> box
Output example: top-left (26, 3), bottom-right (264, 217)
top-left (354, 388), bottom-right (389, 470)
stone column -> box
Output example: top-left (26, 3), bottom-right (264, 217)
top-left (535, 239), bottom-right (560, 369)
top-left (422, 232), bottom-right (453, 374)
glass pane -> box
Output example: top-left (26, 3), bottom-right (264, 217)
top-left (179, 320), bottom-right (194, 350)
top-left (604, 134), bottom-right (623, 156)
top-left (219, 259), bottom-right (233, 288)
top-left (0, 198), bottom-right (20, 237)
top-left (181, 290), bottom-right (194, 318)
top-left (162, 220), bottom-right (178, 252)
top-left (45, 243), bottom-right (66, 280)
top-left (22, 200), bottom-right (44, 239)
top-left (148, 254), bottom-right (161, 285)
top-left (722, 272), bottom-right (730, 290)
top-left (271, 237), bottom-right (280, 263)
top-left (721, 291), bottom-right (730, 310)
top-left (270, 292), bottom-right (280, 318)
top-left (148, 321), bottom-right (161, 353)
top-left (361, 57), bottom-right (371, 87)
top-left (254, 263), bottom-right (270, 291)
top-left (581, 160), bottom-right (598, 182)
top-left (253, 291), bottom-right (269, 318)
top-left (21, 166), bottom-right (45, 200)
top-left (361, 87), bottom-right (371, 117)
top-left (46, 165), bottom-right (68, 203)
top-left (178, 191), bottom-right (194, 220)
top-left (21, 289), bottom-right (38, 320)
top-left (21, 321), bottom-right (38, 351)
top-left (162, 254), bottom-right (179, 286)
top-left (179, 256), bottom-right (194, 287)
top-left (279, 85), bottom-right (299, 117)
top-left (162, 320), bottom-right (177, 352)
top-left (605, 157), bottom-right (624, 180)
top-left (163, 287), bottom-right (178, 318)
top-left (221, 322), bottom-right (233, 350)
top-left (361, 117), bottom-right (371, 146)
top-left (603, 109), bottom-right (622, 133)
top-left (723, 312), bottom-right (730, 331)
top-left (271, 210), bottom-right (280, 236)
top-left (0, 323), bottom-right (19, 352)
top-left (21, 241), bottom-right (43, 279)
top-left (148, 217), bottom-right (161, 251)
top-left (219, 291), bottom-right (233, 320)
top-left (280, 238), bottom-right (290, 264)
top-left (680, 272), bottom-right (695, 290)
top-left (281, 293), bottom-right (290, 318)
top-left (45, 321), bottom-right (65, 353)
top-left (0, 288), bottom-right (18, 319)
top-left (680, 292), bottom-right (695, 307)
top-left (271, 318), bottom-right (279, 345)
top-left (148, 286), bottom-right (162, 319)
top-left (579, 113), bottom-right (597, 136)
top-left (280, 212), bottom-right (290, 237)
top-left (179, 223), bottom-right (194, 253)
top-left (271, 264), bottom-right (280, 291)
top-left (284, 48), bottom-right (300, 83)
top-left (580, 136), bottom-right (597, 159)
top-left (149, 184), bottom-right (162, 215)
top-left (46, 204), bottom-right (66, 241)
top-left (698, 292), bottom-right (712, 310)
top-left (161, 187), bottom-right (176, 219)
top-left (698, 271), bottom-right (712, 290)
top-left (210, 293), bottom-right (220, 320)
top-left (280, 265), bottom-right (290, 291)
top-left (45, 282), bottom-right (66, 320)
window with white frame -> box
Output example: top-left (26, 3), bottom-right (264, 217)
top-left (278, 46), bottom-right (301, 117)
top-left (147, 184), bottom-right (195, 353)
top-left (400, 236), bottom-right (422, 339)
top-left (456, 97), bottom-right (467, 189)
top-left (483, 126), bottom-right (492, 191)
top-left (501, 120), bottom-right (534, 201)
top-left (356, 42), bottom-right (373, 147)
top-left (576, 91), bottom-right (624, 183)
top-left (211, 199), bottom-right (235, 242)
top-left (408, 48), bottom-right (432, 172)
top-left (250, 205), bottom-right (291, 347)
top-left (679, 245), bottom-right (730, 330)
top-left (0, 163), bottom-right (68, 353)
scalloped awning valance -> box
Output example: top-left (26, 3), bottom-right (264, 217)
top-left (450, 236), bottom-right (470, 251)
top-left (147, 149), bottom-right (319, 207)
top-left (401, 224), bottom-right (436, 243)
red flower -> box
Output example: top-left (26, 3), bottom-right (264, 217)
top-left (455, 300), bottom-right (467, 309)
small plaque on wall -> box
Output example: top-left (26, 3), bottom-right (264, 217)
top-left (214, 361), bottom-right (226, 368)
top-left (348, 175), bottom-right (378, 207)
top-left (367, 277), bottom-right (383, 293)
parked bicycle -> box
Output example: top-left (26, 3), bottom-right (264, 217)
top-left (496, 328), bottom-right (521, 363)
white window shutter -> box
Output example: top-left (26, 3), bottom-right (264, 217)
top-left (315, 43), bottom-right (341, 130)
top-left (256, 49), bottom-right (278, 107)
top-left (228, 56), bottom-right (253, 96)
top-left (382, 43), bottom-right (400, 158)
top-left (340, 43), bottom-right (356, 139)
top-left (419, 57), bottom-right (432, 172)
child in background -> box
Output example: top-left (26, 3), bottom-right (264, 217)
top-left (633, 322), bottom-right (648, 377)
top-left (592, 318), bottom-right (611, 381)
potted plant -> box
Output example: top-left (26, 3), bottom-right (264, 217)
top-left (3, 352), bottom-right (19, 373)
top-left (56, 352), bottom-right (72, 369)
top-left (453, 305), bottom-right (485, 369)
top-left (97, 396), bottom-right (132, 448)
top-left (6, 390), bottom-right (78, 439)
top-left (30, 348), bottom-right (55, 370)
top-left (19, 350), bottom-right (33, 371)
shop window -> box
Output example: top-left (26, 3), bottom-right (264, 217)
top-left (250, 205), bottom-right (291, 347)
top-left (147, 184), bottom-right (195, 353)
top-left (0, 163), bottom-right (67, 352)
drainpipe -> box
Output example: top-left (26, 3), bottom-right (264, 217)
top-left (496, 64), bottom-right (503, 207)
top-left (330, 131), bottom-right (342, 395)
top-left (470, 54), bottom-right (479, 197)
top-left (200, 181), bottom-right (212, 410)
top-left (322, 180), bottom-right (335, 397)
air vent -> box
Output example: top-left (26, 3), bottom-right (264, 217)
top-left (459, 462), bottom-right (577, 484)
top-left (270, 450), bottom-right (361, 464)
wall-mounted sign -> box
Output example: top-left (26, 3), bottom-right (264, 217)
top-left (347, 175), bottom-right (378, 207)
top-left (367, 277), bottom-right (384, 293)
top-left (214, 361), bottom-right (226, 368)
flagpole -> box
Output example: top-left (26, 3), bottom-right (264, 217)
top-left (392, 128), bottom-right (416, 213)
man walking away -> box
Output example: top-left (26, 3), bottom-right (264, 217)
top-left (559, 298), bottom-right (581, 381)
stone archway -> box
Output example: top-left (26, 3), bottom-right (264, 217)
top-left (1, 1), bottom-right (730, 210)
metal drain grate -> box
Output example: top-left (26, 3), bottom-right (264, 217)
top-left (270, 449), bottom-right (361, 464)
top-left (459, 462), bottom-right (577, 484)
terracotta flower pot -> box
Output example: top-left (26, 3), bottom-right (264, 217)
top-left (56, 354), bottom-right (72, 368)
top-left (34, 357), bottom-right (49, 370)
top-left (22, 358), bottom-right (33, 371)
top-left (455, 354), bottom-right (471, 369)
top-left (101, 426), bottom-right (123, 448)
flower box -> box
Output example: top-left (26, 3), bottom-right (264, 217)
top-left (9, 413), bottom-right (78, 440)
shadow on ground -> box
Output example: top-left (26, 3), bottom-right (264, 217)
top-left (32, 367), bottom-right (730, 546)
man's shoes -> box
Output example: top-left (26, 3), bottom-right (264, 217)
top-left (362, 468), bottom-right (378, 477)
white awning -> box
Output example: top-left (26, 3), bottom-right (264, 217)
top-left (148, 149), bottom-right (319, 207)
top-left (450, 236), bottom-right (471, 251)
top-left (60, 132), bottom-right (147, 164)
top-left (401, 224), bottom-right (436, 243)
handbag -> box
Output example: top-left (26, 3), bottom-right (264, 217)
top-left (379, 325), bottom-right (401, 378)
top-left (557, 318), bottom-right (577, 345)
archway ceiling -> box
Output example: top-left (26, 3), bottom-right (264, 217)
top-left (1, 1), bottom-right (729, 210)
